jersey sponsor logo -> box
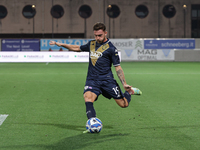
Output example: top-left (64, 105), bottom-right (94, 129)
top-left (90, 51), bottom-right (103, 59)
top-left (90, 41), bottom-right (110, 66)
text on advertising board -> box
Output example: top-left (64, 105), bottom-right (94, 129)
top-left (144, 39), bottom-right (195, 49)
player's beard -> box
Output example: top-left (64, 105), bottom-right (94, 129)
top-left (96, 36), bottom-right (106, 44)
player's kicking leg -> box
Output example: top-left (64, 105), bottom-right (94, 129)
top-left (115, 87), bottom-right (142, 108)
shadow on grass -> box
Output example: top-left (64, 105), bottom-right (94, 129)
top-left (138, 124), bottom-right (200, 129)
top-left (0, 132), bottom-right (129, 150)
top-left (29, 122), bottom-right (114, 131)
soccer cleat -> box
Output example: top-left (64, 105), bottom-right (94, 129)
top-left (129, 87), bottom-right (142, 95)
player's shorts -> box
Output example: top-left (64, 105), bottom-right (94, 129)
top-left (83, 79), bottom-right (124, 100)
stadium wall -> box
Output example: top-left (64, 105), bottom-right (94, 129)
top-left (175, 50), bottom-right (200, 62)
top-left (0, 0), bottom-right (200, 38)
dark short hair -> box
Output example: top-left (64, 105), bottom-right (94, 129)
top-left (93, 22), bottom-right (106, 31)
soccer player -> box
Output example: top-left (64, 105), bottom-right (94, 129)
top-left (49, 22), bottom-right (142, 127)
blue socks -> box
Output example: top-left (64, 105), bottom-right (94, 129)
top-left (85, 102), bottom-right (96, 119)
top-left (124, 91), bottom-right (131, 104)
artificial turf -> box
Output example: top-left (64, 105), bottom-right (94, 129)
top-left (0, 62), bottom-right (200, 150)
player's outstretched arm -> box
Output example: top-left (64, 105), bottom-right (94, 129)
top-left (49, 41), bottom-right (81, 52)
top-left (115, 65), bottom-right (132, 91)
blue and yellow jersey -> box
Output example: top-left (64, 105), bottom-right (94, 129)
top-left (80, 39), bottom-right (120, 80)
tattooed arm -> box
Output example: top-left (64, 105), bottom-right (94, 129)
top-left (115, 65), bottom-right (126, 85)
top-left (115, 65), bottom-right (132, 91)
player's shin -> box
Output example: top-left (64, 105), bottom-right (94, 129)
top-left (85, 102), bottom-right (96, 119)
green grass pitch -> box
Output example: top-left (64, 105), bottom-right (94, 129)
top-left (0, 62), bottom-right (200, 150)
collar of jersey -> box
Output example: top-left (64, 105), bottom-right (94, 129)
top-left (96, 38), bottom-right (110, 47)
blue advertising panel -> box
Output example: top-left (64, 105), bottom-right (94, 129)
top-left (1, 39), bottom-right (40, 51)
top-left (40, 39), bottom-right (90, 51)
top-left (144, 39), bottom-right (195, 49)
top-left (21, 39), bottom-right (40, 51)
top-left (1, 39), bottom-right (21, 51)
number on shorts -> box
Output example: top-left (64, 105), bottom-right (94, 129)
top-left (112, 86), bottom-right (120, 97)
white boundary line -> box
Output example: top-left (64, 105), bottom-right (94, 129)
top-left (0, 114), bottom-right (9, 126)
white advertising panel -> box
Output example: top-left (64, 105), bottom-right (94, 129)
top-left (110, 39), bottom-right (174, 61)
top-left (0, 51), bottom-right (121, 62)
top-left (0, 52), bottom-right (89, 62)
top-left (110, 38), bottom-right (144, 51)
top-left (121, 49), bottom-right (174, 61)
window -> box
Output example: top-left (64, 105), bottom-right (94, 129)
top-left (51, 5), bottom-right (64, 19)
top-left (191, 5), bottom-right (200, 38)
top-left (135, 5), bottom-right (149, 18)
top-left (78, 5), bottom-right (92, 19)
top-left (22, 5), bottom-right (36, 19)
top-left (106, 4), bottom-right (120, 18)
top-left (162, 5), bottom-right (176, 18)
top-left (0, 5), bottom-right (7, 19)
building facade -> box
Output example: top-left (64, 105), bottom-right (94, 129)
top-left (0, 0), bottom-right (200, 39)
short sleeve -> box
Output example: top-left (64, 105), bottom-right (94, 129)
top-left (80, 41), bottom-right (90, 52)
top-left (111, 47), bottom-right (120, 66)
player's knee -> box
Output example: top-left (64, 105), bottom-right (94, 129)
top-left (118, 101), bottom-right (129, 108)
top-left (84, 94), bottom-right (91, 102)
top-left (84, 91), bottom-right (96, 102)
top-left (115, 99), bottom-right (129, 108)
top-left (121, 100), bottom-right (129, 108)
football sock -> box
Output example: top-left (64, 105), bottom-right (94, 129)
top-left (85, 102), bottom-right (96, 119)
top-left (124, 91), bottom-right (131, 104)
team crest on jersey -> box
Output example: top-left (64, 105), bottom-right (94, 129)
top-left (84, 86), bottom-right (93, 90)
top-left (102, 44), bottom-right (109, 50)
top-left (90, 41), bottom-right (109, 66)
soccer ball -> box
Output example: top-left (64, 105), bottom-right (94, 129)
top-left (86, 117), bottom-right (103, 133)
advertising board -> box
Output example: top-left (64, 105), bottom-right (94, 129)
top-left (110, 39), bottom-right (174, 61)
top-left (0, 52), bottom-right (89, 62)
top-left (40, 39), bottom-right (90, 51)
top-left (144, 39), bottom-right (195, 49)
top-left (121, 49), bottom-right (174, 61)
top-left (1, 39), bottom-right (40, 51)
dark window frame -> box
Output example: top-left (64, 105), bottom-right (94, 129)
top-left (50, 5), bottom-right (64, 19)
top-left (106, 4), bottom-right (120, 18)
top-left (22, 5), bottom-right (36, 19)
top-left (0, 5), bottom-right (8, 19)
top-left (78, 5), bottom-right (92, 19)
top-left (135, 5), bottom-right (149, 19)
top-left (162, 4), bottom-right (176, 18)
top-left (191, 4), bottom-right (200, 38)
